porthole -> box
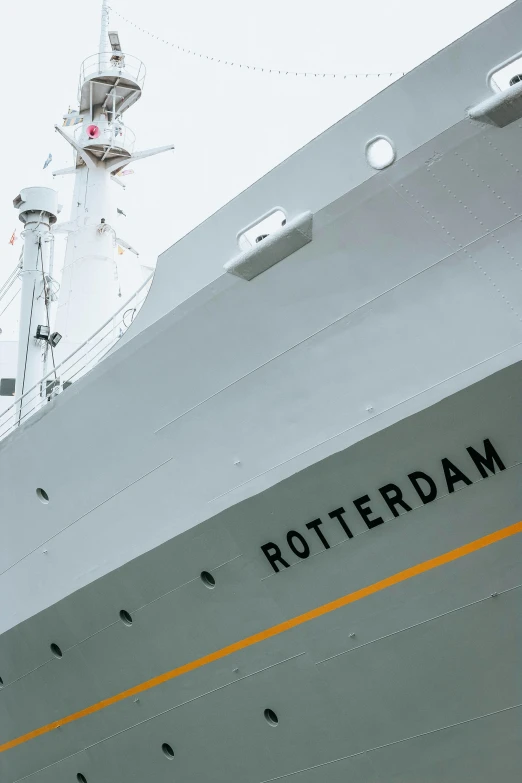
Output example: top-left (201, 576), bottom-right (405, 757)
top-left (76, 774), bottom-right (87, 783)
top-left (0, 676), bottom-right (4, 688)
top-left (365, 136), bottom-right (396, 170)
top-left (162, 742), bottom-right (175, 759)
top-left (264, 708), bottom-right (279, 726)
top-left (50, 643), bottom-right (63, 659)
top-left (36, 487), bottom-right (49, 504)
top-left (119, 609), bottom-right (133, 626)
top-left (200, 571), bottom-right (216, 589)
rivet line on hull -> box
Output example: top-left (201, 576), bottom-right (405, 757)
top-left (1, 519), bottom-right (521, 755)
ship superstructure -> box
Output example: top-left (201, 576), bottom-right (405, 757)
top-left (52, 0), bottom-right (173, 359)
top-left (0, 2), bottom-right (521, 783)
top-left (4, 0), bottom-right (173, 428)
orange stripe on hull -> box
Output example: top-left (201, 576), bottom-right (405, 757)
top-left (2, 519), bottom-right (521, 754)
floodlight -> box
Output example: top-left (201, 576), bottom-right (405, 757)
top-left (35, 324), bottom-right (50, 340)
top-left (49, 331), bottom-right (62, 348)
top-left (108, 31), bottom-right (122, 52)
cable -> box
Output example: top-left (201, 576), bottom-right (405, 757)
top-left (109, 6), bottom-right (405, 80)
top-left (0, 274), bottom-right (20, 304)
top-left (0, 287), bottom-right (20, 318)
top-left (38, 239), bottom-right (58, 384)
top-left (0, 258), bottom-right (22, 301)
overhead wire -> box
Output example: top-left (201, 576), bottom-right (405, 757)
top-left (0, 256), bottom-right (22, 303)
top-left (0, 288), bottom-right (20, 319)
top-left (109, 5), bottom-right (405, 80)
top-left (38, 239), bottom-right (58, 384)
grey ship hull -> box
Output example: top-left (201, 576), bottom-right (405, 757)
top-left (2, 2), bottom-right (522, 781)
top-left (1, 364), bottom-right (521, 782)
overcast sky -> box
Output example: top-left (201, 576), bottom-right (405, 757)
top-left (0, 0), bottom-right (511, 341)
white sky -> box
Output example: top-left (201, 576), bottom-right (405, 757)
top-left (0, 0), bottom-right (512, 343)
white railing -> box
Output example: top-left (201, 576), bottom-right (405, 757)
top-left (74, 120), bottom-right (136, 156)
top-left (0, 274), bottom-right (153, 443)
top-left (78, 52), bottom-right (146, 98)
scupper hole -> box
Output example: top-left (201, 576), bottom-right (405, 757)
top-left (76, 774), bottom-right (87, 783)
top-left (36, 487), bottom-right (49, 504)
top-left (50, 643), bottom-right (63, 659)
top-left (119, 609), bottom-right (133, 626)
top-left (264, 708), bottom-right (279, 726)
top-left (162, 742), bottom-right (175, 759)
top-left (200, 571), bottom-right (216, 589)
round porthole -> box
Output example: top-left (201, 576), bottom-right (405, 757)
top-left (162, 742), bottom-right (175, 759)
top-left (50, 643), bottom-right (63, 659)
top-left (365, 136), bottom-right (396, 170)
top-left (76, 774), bottom-right (87, 783)
top-left (264, 708), bottom-right (279, 727)
top-left (36, 487), bottom-right (49, 504)
top-left (200, 571), bottom-right (216, 589)
top-left (119, 609), bottom-right (133, 626)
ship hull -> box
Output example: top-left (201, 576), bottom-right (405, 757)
top-left (2, 2), bottom-right (522, 779)
top-left (1, 361), bottom-right (521, 781)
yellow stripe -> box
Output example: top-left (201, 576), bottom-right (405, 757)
top-left (2, 520), bottom-right (521, 754)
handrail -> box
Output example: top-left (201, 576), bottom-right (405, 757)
top-left (0, 274), bottom-right (153, 441)
top-left (78, 52), bottom-right (146, 97)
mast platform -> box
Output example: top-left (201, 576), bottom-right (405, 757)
top-left (78, 53), bottom-right (145, 116)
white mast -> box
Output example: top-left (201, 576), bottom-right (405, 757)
top-left (13, 188), bottom-right (58, 421)
top-left (52, 1), bottom-right (174, 360)
top-left (99, 0), bottom-right (110, 71)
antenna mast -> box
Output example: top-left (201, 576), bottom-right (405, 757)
top-left (52, 1), bottom-right (174, 362)
top-left (99, 0), bottom-right (110, 71)
top-left (12, 188), bottom-right (58, 422)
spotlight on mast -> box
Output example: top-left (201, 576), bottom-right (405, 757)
top-left (108, 31), bottom-right (121, 52)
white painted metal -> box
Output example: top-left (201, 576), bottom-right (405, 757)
top-left (53, 2), bottom-right (173, 362)
top-left (98, 0), bottom-right (110, 72)
top-left (2, 3), bottom-right (522, 782)
top-left (12, 187), bottom-right (58, 423)
top-left (55, 165), bottom-right (118, 354)
top-left (0, 273), bottom-right (152, 441)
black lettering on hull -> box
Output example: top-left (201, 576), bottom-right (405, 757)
top-left (260, 436), bottom-right (506, 574)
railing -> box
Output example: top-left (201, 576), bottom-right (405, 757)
top-left (74, 120), bottom-right (136, 155)
top-left (0, 274), bottom-right (153, 443)
top-left (78, 52), bottom-right (146, 98)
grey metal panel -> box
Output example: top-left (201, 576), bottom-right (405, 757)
top-left (258, 755), bottom-right (384, 783)
top-left (367, 705), bottom-right (522, 783)
top-left (56, 655), bottom-right (349, 783)
top-left (262, 469), bottom-right (522, 663)
top-left (147, 184), bottom-right (455, 433)
top-left (318, 587), bottom-right (521, 752)
top-left (1, 362), bottom-right (521, 782)
top-left (117, 1), bottom-right (522, 332)
top-left (4, 116), bottom-right (522, 629)
top-left (154, 252), bottom-right (521, 494)
top-left (2, 6), bottom-right (522, 780)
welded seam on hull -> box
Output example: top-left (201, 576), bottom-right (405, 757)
top-left (1, 520), bottom-right (522, 756)
top-left (211, 350), bottom-right (522, 502)
top-left (13, 653), bottom-right (308, 783)
top-left (315, 581), bottom-right (522, 665)
top-left (12, 585), bottom-right (522, 782)
top-left (258, 703), bottom-right (522, 783)
top-left (1, 554), bottom-right (244, 692)
top-left (156, 210), bottom-right (522, 436)
top-left (0, 456), bottom-right (174, 579)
